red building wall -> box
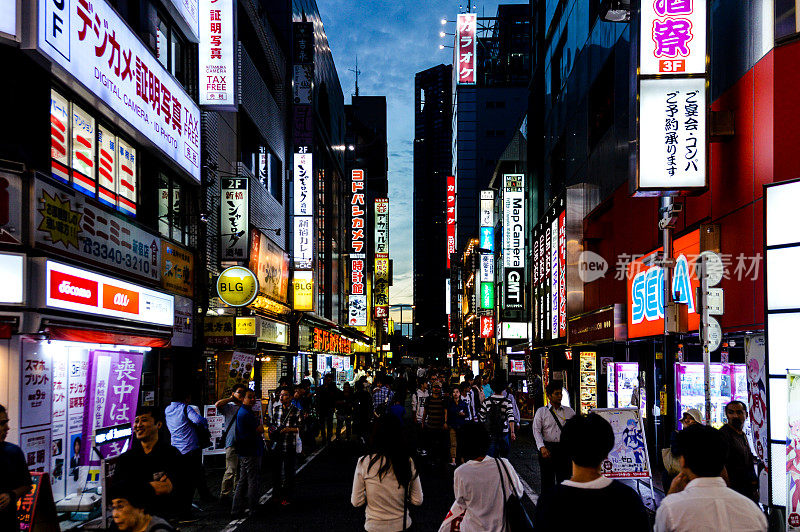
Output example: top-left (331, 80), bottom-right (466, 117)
top-left (582, 40), bottom-right (800, 333)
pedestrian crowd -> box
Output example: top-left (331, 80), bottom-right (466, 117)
top-left (0, 361), bottom-right (770, 532)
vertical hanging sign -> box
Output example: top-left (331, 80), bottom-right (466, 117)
top-left (349, 169), bottom-right (367, 326)
top-left (292, 22), bottom-right (314, 281)
top-left (374, 198), bottom-right (390, 319)
top-left (221, 177), bottom-right (248, 261)
top-left (446, 175), bottom-right (456, 268)
top-left (636, 0), bottom-right (708, 194)
top-left (199, 0), bottom-right (236, 108)
top-left (456, 13), bottom-right (477, 84)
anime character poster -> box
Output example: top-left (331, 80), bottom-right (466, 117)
top-left (745, 334), bottom-right (768, 505)
top-left (787, 372), bottom-right (800, 530)
top-left (592, 408), bottom-right (651, 479)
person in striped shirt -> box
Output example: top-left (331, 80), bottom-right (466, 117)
top-left (477, 375), bottom-right (516, 458)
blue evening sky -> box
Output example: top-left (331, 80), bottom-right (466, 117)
top-left (317, 0), bottom-right (527, 317)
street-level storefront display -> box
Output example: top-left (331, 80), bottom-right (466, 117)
top-left (675, 362), bottom-right (747, 429)
top-left (5, 258), bottom-right (174, 525)
top-left (299, 323), bottom-right (356, 387)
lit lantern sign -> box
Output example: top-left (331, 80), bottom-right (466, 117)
top-left (480, 282), bottom-right (494, 310)
top-left (480, 316), bottom-right (494, 338)
top-left (456, 14), bottom-right (477, 84)
top-left (199, 0), bottom-right (236, 108)
top-left (636, 0), bottom-right (707, 193)
top-left (626, 230), bottom-right (701, 339)
top-left (446, 175), bottom-right (456, 268)
top-left (640, 0), bottom-right (707, 75)
top-left (292, 270), bottom-right (313, 311)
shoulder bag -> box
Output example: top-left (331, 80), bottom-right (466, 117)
top-left (184, 404), bottom-right (212, 449)
top-left (495, 458), bottom-right (533, 532)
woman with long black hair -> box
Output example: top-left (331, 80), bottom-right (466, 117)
top-left (351, 415), bottom-right (423, 531)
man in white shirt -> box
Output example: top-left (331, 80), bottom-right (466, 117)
top-left (655, 424), bottom-right (767, 532)
top-left (532, 381), bottom-right (575, 491)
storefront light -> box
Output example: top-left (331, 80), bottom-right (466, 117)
top-left (42, 340), bottom-right (152, 353)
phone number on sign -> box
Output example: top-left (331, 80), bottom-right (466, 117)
top-left (80, 237), bottom-right (155, 277)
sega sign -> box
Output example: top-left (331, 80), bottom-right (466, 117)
top-left (626, 230), bottom-right (701, 338)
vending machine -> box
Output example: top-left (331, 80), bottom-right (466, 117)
top-left (606, 362), bottom-right (640, 408)
top-left (675, 362), bottom-right (732, 428)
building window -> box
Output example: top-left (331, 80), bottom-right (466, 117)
top-left (157, 172), bottom-right (189, 244)
top-left (50, 88), bottom-right (139, 217)
top-left (776, 0), bottom-right (800, 40)
top-left (588, 54), bottom-right (615, 149)
top-left (145, 3), bottom-right (192, 90)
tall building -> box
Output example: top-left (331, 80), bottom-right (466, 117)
top-left (345, 95), bottom-right (389, 365)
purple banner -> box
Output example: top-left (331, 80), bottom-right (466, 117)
top-left (81, 351), bottom-right (143, 465)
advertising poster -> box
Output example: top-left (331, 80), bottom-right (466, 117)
top-left (249, 229), bottom-right (290, 304)
top-left (203, 405), bottom-right (226, 456)
top-left (223, 352), bottom-right (255, 395)
top-left (81, 351), bottom-right (143, 468)
top-left (788, 372), bottom-right (800, 530)
top-left (579, 352), bottom-right (597, 414)
top-left (50, 354), bottom-right (68, 500)
top-left (745, 334), bottom-right (768, 505)
top-left (20, 430), bottom-right (51, 474)
top-left (593, 408), bottom-right (651, 479)
top-left (66, 350), bottom-right (88, 495)
top-left (34, 179), bottom-right (162, 283)
top-left (161, 240), bottom-right (194, 297)
top-left (20, 346), bottom-right (52, 429)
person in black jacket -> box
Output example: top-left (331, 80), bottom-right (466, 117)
top-left (534, 414), bottom-right (650, 531)
top-left (112, 406), bottom-right (183, 521)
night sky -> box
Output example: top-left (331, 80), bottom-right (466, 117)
top-left (318, 0), bottom-right (527, 318)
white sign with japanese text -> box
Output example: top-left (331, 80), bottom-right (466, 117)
top-left (32, 0), bottom-right (202, 182)
top-left (641, 0), bottom-right (707, 76)
top-left (639, 77), bottom-right (706, 189)
top-left (21, 346), bottom-right (52, 429)
top-left (168, 0), bottom-right (200, 42)
top-left (502, 175), bottom-right (524, 269)
top-left (293, 216), bottom-right (313, 269)
top-left (349, 294), bottom-right (367, 327)
top-left (221, 177), bottom-right (249, 260)
top-left (199, 0), bottom-right (235, 107)
top-left (375, 199), bottom-right (389, 255)
top-left (480, 254), bottom-right (494, 283)
top-left (294, 152), bottom-right (313, 216)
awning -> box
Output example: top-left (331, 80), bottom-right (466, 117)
top-left (45, 325), bottom-right (171, 348)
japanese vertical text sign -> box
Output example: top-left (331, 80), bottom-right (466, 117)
top-left (81, 351), bottom-right (143, 465)
top-left (446, 175), bottom-right (456, 268)
top-left (221, 177), bottom-right (249, 260)
top-left (350, 169), bottom-right (367, 326)
top-left (641, 0), bottom-right (707, 75)
top-left (637, 0), bottom-right (707, 192)
top-left (199, 0), bottom-right (236, 108)
top-left (502, 174), bottom-right (525, 269)
top-left (293, 150), bottom-right (314, 270)
top-left (456, 13), bottom-right (476, 84)
top-left (374, 198), bottom-right (390, 319)
top-left (32, 0), bottom-right (201, 182)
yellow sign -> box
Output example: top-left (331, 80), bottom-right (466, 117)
top-left (37, 190), bottom-right (82, 249)
top-left (217, 266), bottom-right (259, 307)
top-left (161, 240), bottom-right (194, 297)
top-left (236, 317), bottom-right (257, 336)
top-left (292, 271), bottom-right (314, 311)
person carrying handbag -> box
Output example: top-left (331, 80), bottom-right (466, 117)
top-left (214, 383), bottom-right (247, 501)
top-left (448, 423), bottom-right (527, 532)
top-left (532, 381), bottom-right (575, 491)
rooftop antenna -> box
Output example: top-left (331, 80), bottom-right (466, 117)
top-left (349, 56), bottom-right (361, 97)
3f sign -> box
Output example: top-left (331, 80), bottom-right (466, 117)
top-left (659, 59), bottom-right (685, 72)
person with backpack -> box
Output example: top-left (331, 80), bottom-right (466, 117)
top-left (214, 383), bottom-right (247, 502)
top-left (231, 389), bottom-right (265, 517)
top-left (533, 380), bottom-right (576, 491)
top-left (165, 385), bottom-right (213, 520)
top-left (372, 375), bottom-right (394, 417)
top-left (477, 375), bottom-right (516, 458)
top-left (351, 415), bottom-right (423, 531)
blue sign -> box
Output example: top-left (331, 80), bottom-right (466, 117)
top-left (480, 227), bottom-right (494, 251)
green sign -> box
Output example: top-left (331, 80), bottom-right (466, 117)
top-left (480, 282), bottom-right (494, 309)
